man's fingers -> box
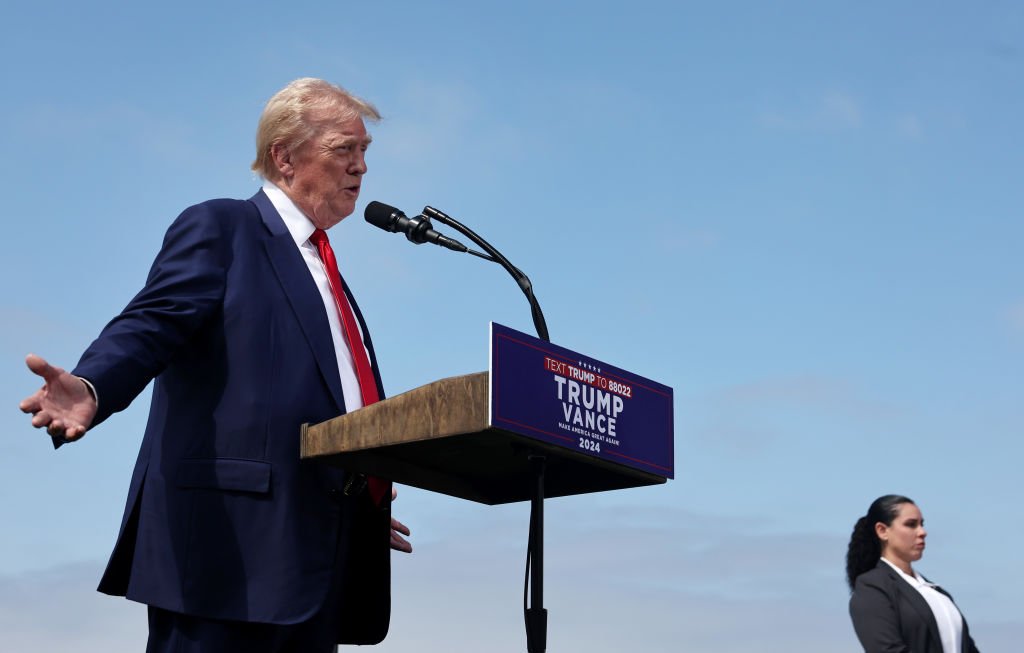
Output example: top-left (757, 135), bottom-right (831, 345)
top-left (19, 391), bottom-right (43, 413)
top-left (390, 530), bottom-right (413, 553)
top-left (390, 516), bottom-right (411, 537)
top-left (391, 486), bottom-right (398, 501)
top-left (25, 354), bottom-right (61, 382)
top-left (42, 417), bottom-right (85, 442)
top-left (389, 515), bottom-right (412, 552)
top-left (31, 409), bottom-right (53, 428)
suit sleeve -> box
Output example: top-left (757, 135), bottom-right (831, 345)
top-left (964, 619), bottom-right (981, 653)
top-left (73, 203), bottom-right (229, 425)
top-left (849, 577), bottom-right (912, 653)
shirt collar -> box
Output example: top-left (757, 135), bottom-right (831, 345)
top-left (880, 556), bottom-right (933, 588)
top-left (262, 180), bottom-right (316, 247)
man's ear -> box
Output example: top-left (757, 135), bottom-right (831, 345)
top-left (270, 141), bottom-right (294, 181)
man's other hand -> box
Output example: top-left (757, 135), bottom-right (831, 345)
top-left (390, 486), bottom-right (413, 553)
top-left (19, 354), bottom-right (97, 442)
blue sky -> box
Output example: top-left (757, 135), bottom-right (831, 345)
top-left (2, 1), bottom-right (1022, 651)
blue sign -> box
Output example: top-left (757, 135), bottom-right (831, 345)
top-left (489, 323), bottom-right (674, 479)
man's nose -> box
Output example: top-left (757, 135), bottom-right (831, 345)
top-left (350, 151), bottom-right (367, 175)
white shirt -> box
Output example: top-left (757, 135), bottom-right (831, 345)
top-left (263, 181), bottom-right (368, 411)
top-left (880, 557), bottom-right (964, 653)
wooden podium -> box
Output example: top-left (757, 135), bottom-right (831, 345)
top-left (300, 371), bottom-right (667, 505)
top-left (301, 323), bottom-right (673, 653)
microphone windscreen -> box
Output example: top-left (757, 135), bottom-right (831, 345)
top-left (364, 201), bottom-right (404, 230)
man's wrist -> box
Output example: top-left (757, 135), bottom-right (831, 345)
top-left (77, 376), bottom-right (99, 409)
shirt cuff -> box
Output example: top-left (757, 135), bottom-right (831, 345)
top-left (77, 376), bottom-right (99, 411)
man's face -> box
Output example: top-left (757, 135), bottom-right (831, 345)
top-left (281, 110), bottom-right (371, 229)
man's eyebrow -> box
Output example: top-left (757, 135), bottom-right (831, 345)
top-left (333, 134), bottom-right (373, 146)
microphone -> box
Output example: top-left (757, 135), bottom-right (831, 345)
top-left (364, 201), bottom-right (467, 252)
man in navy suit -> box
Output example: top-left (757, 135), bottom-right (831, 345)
top-left (19, 78), bottom-right (411, 652)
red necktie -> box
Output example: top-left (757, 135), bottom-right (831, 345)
top-left (310, 229), bottom-right (388, 505)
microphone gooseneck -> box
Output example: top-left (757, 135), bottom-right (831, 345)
top-left (364, 199), bottom-right (548, 342)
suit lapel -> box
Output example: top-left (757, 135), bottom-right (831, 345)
top-left (883, 563), bottom-right (943, 652)
top-left (250, 190), bottom-right (347, 413)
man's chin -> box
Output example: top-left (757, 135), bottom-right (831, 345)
top-left (331, 201), bottom-right (357, 225)
top-left (311, 206), bottom-right (355, 230)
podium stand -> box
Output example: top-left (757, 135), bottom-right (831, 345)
top-left (301, 323), bottom-right (674, 651)
top-left (301, 371), bottom-right (667, 504)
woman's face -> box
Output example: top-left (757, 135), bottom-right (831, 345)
top-left (877, 502), bottom-right (927, 567)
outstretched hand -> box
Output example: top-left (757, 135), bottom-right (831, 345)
top-left (19, 354), bottom-right (97, 443)
top-left (389, 486), bottom-right (413, 553)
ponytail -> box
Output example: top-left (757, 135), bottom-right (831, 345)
top-left (845, 495), bottom-right (914, 589)
top-left (846, 516), bottom-right (880, 589)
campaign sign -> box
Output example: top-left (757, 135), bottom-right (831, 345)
top-left (489, 323), bottom-right (674, 479)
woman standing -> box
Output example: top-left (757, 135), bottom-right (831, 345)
top-left (847, 495), bottom-right (980, 653)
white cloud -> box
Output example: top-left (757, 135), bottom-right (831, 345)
top-left (0, 307), bottom-right (87, 354)
top-left (691, 374), bottom-right (902, 454)
top-left (821, 90), bottom-right (862, 128)
top-left (717, 375), bottom-right (897, 416)
top-left (3, 505), bottom-right (1018, 652)
top-left (379, 504), bottom-right (860, 652)
top-left (17, 102), bottom-right (209, 167)
top-left (371, 79), bottom-right (525, 197)
top-left (0, 563), bottom-right (146, 652)
top-left (896, 113), bottom-right (924, 139)
top-left (658, 228), bottom-right (720, 252)
top-left (758, 90), bottom-right (864, 132)
top-left (1007, 301), bottom-right (1024, 333)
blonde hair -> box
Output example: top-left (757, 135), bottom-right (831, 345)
top-left (251, 78), bottom-right (380, 180)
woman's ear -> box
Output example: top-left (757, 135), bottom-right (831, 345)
top-left (875, 521), bottom-right (888, 545)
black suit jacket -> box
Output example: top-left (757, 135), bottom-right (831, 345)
top-left (849, 562), bottom-right (980, 653)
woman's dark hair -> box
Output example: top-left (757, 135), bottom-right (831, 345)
top-left (846, 494), bottom-right (915, 589)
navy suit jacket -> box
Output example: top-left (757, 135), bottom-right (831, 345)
top-left (72, 190), bottom-right (391, 643)
top-left (849, 562), bottom-right (980, 653)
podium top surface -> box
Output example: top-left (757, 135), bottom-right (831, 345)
top-left (301, 372), bottom-right (667, 505)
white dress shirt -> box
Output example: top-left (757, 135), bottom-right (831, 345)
top-left (263, 181), bottom-right (369, 411)
top-left (880, 557), bottom-right (964, 653)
